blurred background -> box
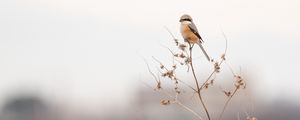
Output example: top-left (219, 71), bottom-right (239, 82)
top-left (1, 0), bottom-right (300, 119)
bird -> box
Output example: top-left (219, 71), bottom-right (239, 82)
top-left (179, 14), bottom-right (210, 61)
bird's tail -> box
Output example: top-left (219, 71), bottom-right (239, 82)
top-left (197, 43), bottom-right (210, 62)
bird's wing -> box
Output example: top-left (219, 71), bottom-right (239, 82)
top-left (188, 22), bottom-right (203, 42)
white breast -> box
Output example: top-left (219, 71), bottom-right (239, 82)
top-left (180, 21), bottom-right (191, 33)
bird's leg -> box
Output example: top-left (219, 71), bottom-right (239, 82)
top-left (188, 42), bottom-right (193, 50)
top-left (189, 43), bottom-right (194, 51)
top-left (191, 44), bottom-right (195, 49)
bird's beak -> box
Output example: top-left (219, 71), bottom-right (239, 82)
top-left (179, 19), bottom-right (183, 22)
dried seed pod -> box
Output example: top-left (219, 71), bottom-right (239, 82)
top-left (160, 64), bottom-right (164, 69)
top-left (179, 53), bottom-right (186, 58)
top-left (210, 79), bottom-right (214, 85)
top-left (160, 99), bottom-right (171, 105)
top-left (156, 82), bottom-right (161, 90)
top-left (172, 64), bottom-right (177, 69)
top-left (174, 53), bottom-right (179, 57)
top-left (174, 39), bottom-right (179, 46)
top-left (223, 91), bottom-right (231, 97)
top-left (178, 44), bottom-right (187, 51)
top-left (221, 53), bottom-right (226, 60)
top-left (214, 62), bottom-right (221, 72)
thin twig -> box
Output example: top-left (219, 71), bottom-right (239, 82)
top-left (200, 69), bottom-right (216, 90)
top-left (177, 79), bottom-right (197, 92)
top-left (142, 56), bottom-right (160, 83)
top-left (164, 26), bottom-right (177, 40)
top-left (176, 100), bottom-right (204, 120)
top-left (218, 87), bottom-right (239, 120)
top-left (158, 88), bottom-right (203, 120)
top-left (200, 59), bottom-right (224, 90)
top-left (152, 56), bottom-right (171, 73)
top-left (220, 27), bottom-right (228, 55)
top-left (199, 29), bottom-right (229, 91)
top-left (159, 45), bottom-right (197, 92)
top-left (215, 26), bottom-right (241, 120)
top-left (225, 61), bottom-right (236, 76)
top-left (198, 27), bottom-right (230, 89)
top-left (237, 112), bottom-right (241, 120)
top-left (160, 44), bottom-right (183, 67)
top-left (189, 46), bottom-right (211, 120)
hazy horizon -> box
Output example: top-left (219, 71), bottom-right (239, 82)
top-left (0, 0), bottom-right (300, 117)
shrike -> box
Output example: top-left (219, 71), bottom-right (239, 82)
top-left (180, 14), bottom-right (210, 61)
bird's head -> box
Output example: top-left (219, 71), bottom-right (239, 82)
top-left (179, 14), bottom-right (193, 22)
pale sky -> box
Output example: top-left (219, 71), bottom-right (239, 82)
top-left (0, 0), bottom-right (300, 111)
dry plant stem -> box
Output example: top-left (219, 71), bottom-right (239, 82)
top-left (177, 79), bottom-right (197, 92)
top-left (225, 61), bottom-right (236, 76)
top-left (160, 88), bottom-right (204, 120)
top-left (200, 60), bottom-right (224, 90)
top-left (161, 46), bottom-right (197, 92)
top-left (198, 26), bottom-right (228, 91)
top-left (152, 56), bottom-right (197, 92)
top-left (143, 57), bottom-right (160, 84)
top-left (189, 47), bottom-right (211, 120)
top-left (176, 100), bottom-right (203, 120)
top-left (218, 87), bottom-right (239, 120)
top-left (143, 54), bottom-right (203, 120)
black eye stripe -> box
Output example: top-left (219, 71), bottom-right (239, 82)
top-left (181, 18), bottom-right (192, 21)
